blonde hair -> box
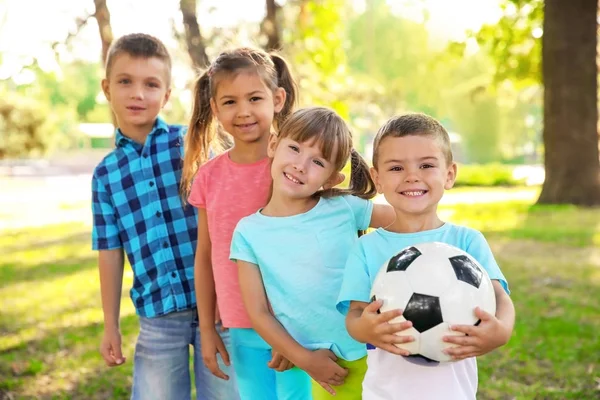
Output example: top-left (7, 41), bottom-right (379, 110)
top-left (372, 113), bottom-right (453, 169)
top-left (181, 47), bottom-right (298, 200)
top-left (274, 107), bottom-right (377, 200)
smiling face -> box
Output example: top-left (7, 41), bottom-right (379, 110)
top-left (268, 135), bottom-right (339, 201)
top-left (210, 70), bottom-right (285, 146)
top-left (371, 135), bottom-right (457, 218)
top-left (101, 53), bottom-right (171, 137)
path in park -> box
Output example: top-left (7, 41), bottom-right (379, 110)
top-left (0, 152), bottom-right (542, 231)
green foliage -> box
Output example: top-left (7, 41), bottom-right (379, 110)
top-left (0, 90), bottom-right (70, 158)
top-left (454, 163), bottom-right (527, 187)
top-left (474, 0), bottom-right (543, 84)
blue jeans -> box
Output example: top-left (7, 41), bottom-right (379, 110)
top-left (131, 309), bottom-right (240, 400)
top-left (229, 328), bottom-right (312, 400)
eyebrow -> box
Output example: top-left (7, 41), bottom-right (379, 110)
top-left (114, 73), bottom-right (162, 81)
top-left (384, 156), bottom-right (439, 164)
top-left (219, 90), bottom-right (265, 100)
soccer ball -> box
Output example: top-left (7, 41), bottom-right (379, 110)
top-left (370, 242), bottom-right (496, 365)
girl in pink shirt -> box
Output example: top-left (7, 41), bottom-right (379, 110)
top-left (180, 47), bottom-right (307, 399)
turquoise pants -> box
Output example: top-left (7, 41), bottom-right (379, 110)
top-left (229, 328), bottom-right (312, 400)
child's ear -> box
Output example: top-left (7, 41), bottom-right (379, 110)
top-left (370, 167), bottom-right (383, 193)
top-left (267, 133), bottom-right (279, 157)
top-left (323, 172), bottom-right (345, 190)
top-left (209, 98), bottom-right (218, 117)
top-left (101, 79), bottom-right (111, 101)
top-left (444, 162), bottom-right (458, 190)
top-left (273, 87), bottom-right (286, 113)
top-left (162, 88), bottom-right (172, 108)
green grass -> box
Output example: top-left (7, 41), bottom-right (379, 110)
top-left (1, 187), bottom-right (599, 399)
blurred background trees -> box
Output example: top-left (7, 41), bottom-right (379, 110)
top-left (0, 0), bottom-right (598, 205)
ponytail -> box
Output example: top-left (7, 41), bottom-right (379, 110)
top-left (270, 53), bottom-right (298, 130)
top-left (180, 71), bottom-right (215, 201)
top-left (319, 149), bottom-right (376, 200)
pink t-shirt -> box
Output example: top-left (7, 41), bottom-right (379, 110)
top-left (188, 151), bottom-right (271, 328)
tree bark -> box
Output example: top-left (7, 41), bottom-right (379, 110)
top-left (538, 0), bottom-right (600, 205)
top-left (262, 0), bottom-right (282, 51)
top-left (180, 0), bottom-right (209, 68)
top-left (94, 0), bottom-right (113, 66)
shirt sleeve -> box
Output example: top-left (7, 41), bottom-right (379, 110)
top-left (230, 221), bottom-right (258, 265)
top-left (466, 231), bottom-right (510, 294)
top-left (188, 167), bottom-right (206, 208)
top-left (343, 195), bottom-right (374, 231)
top-left (91, 173), bottom-right (122, 250)
top-left (336, 240), bottom-right (372, 315)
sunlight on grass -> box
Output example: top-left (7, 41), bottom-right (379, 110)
top-left (1, 188), bottom-right (599, 399)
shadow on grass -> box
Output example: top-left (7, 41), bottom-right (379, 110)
top-left (0, 255), bottom-right (97, 288)
top-left (0, 314), bottom-right (139, 400)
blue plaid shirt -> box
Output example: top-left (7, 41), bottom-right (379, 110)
top-left (91, 117), bottom-right (198, 318)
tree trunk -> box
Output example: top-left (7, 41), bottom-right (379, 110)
top-left (93, 0), bottom-right (116, 127)
top-left (94, 0), bottom-right (113, 66)
top-left (180, 0), bottom-right (209, 68)
top-left (262, 0), bottom-right (281, 51)
top-left (538, 0), bottom-right (600, 206)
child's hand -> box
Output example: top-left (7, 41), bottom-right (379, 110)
top-left (200, 326), bottom-right (231, 380)
top-left (302, 349), bottom-right (348, 395)
top-left (357, 300), bottom-right (414, 356)
top-left (267, 350), bottom-right (294, 372)
top-left (443, 307), bottom-right (512, 360)
top-left (100, 327), bottom-right (126, 367)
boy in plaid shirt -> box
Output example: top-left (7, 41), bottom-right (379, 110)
top-left (91, 33), bottom-right (239, 400)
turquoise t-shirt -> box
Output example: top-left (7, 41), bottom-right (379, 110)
top-left (336, 223), bottom-right (509, 315)
top-left (230, 195), bottom-right (374, 361)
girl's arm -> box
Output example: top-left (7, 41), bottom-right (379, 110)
top-left (238, 260), bottom-right (348, 394)
top-left (195, 208), bottom-right (231, 380)
top-left (369, 203), bottom-right (396, 229)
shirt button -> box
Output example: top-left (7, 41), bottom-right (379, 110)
top-left (143, 153), bottom-right (148, 158)
top-left (163, 242), bottom-right (168, 248)
top-left (171, 272), bottom-right (177, 278)
top-left (149, 181), bottom-right (154, 187)
top-left (156, 211), bottom-right (162, 217)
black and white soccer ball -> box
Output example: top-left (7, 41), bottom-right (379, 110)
top-left (370, 242), bottom-right (496, 365)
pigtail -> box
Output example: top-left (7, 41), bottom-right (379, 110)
top-left (270, 53), bottom-right (298, 130)
top-left (180, 71), bottom-right (215, 201)
top-left (347, 149), bottom-right (377, 199)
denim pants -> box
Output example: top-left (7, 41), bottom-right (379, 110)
top-left (229, 328), bottom-right (312, 400)
top-left (131, 309), bottom-right (240, 400)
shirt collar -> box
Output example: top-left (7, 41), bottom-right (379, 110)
top-left (115, 117), bottom-right (169, 147)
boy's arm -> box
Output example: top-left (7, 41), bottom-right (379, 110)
top-left (237, 260), bottom-right (347, 394)
top-left (443, 280), bottom-right (515, 360)
top-left (346, 300), bottom-right (413, 356)
top-left (98, 248), bottom-right (126, 366)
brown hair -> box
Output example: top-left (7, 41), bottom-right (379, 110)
top-left (105, 33), bottom-right (172, 85)
top-left (274, 107), bottom-right (377, 200)
top-left (372, 113), bottom-right (453, 169)
top-left (181, 47), bottom-right (298, 199)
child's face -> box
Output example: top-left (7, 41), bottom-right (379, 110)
top-left (371, 135), bottom-right (457, 217)
top-left (102, 54), bottom-right (171, 136)
top-left (210, 71), bottom-right (285, 145)
top-left (268, 135), bottom-right (340, 201)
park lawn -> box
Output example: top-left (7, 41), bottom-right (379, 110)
top-left (1, 187), bottom-right (599, 399)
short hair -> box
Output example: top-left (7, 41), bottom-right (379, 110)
top-left (105, 33), bottom-right (172, 85)
top-left (372, 113), bottom-right (453, 169)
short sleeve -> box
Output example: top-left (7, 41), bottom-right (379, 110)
top-left (91, 174), bottom-right (122, 250)
top-left (230, 221), bottom-right (258, 265)
top-left (466, 231), bottom-right (510, 294)
top-left (343, 195), bottom-right (373, 231)
top-left (336, 241), bottom-right (372, 315)
top-left (188, 168), bottom-right (206, 208)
